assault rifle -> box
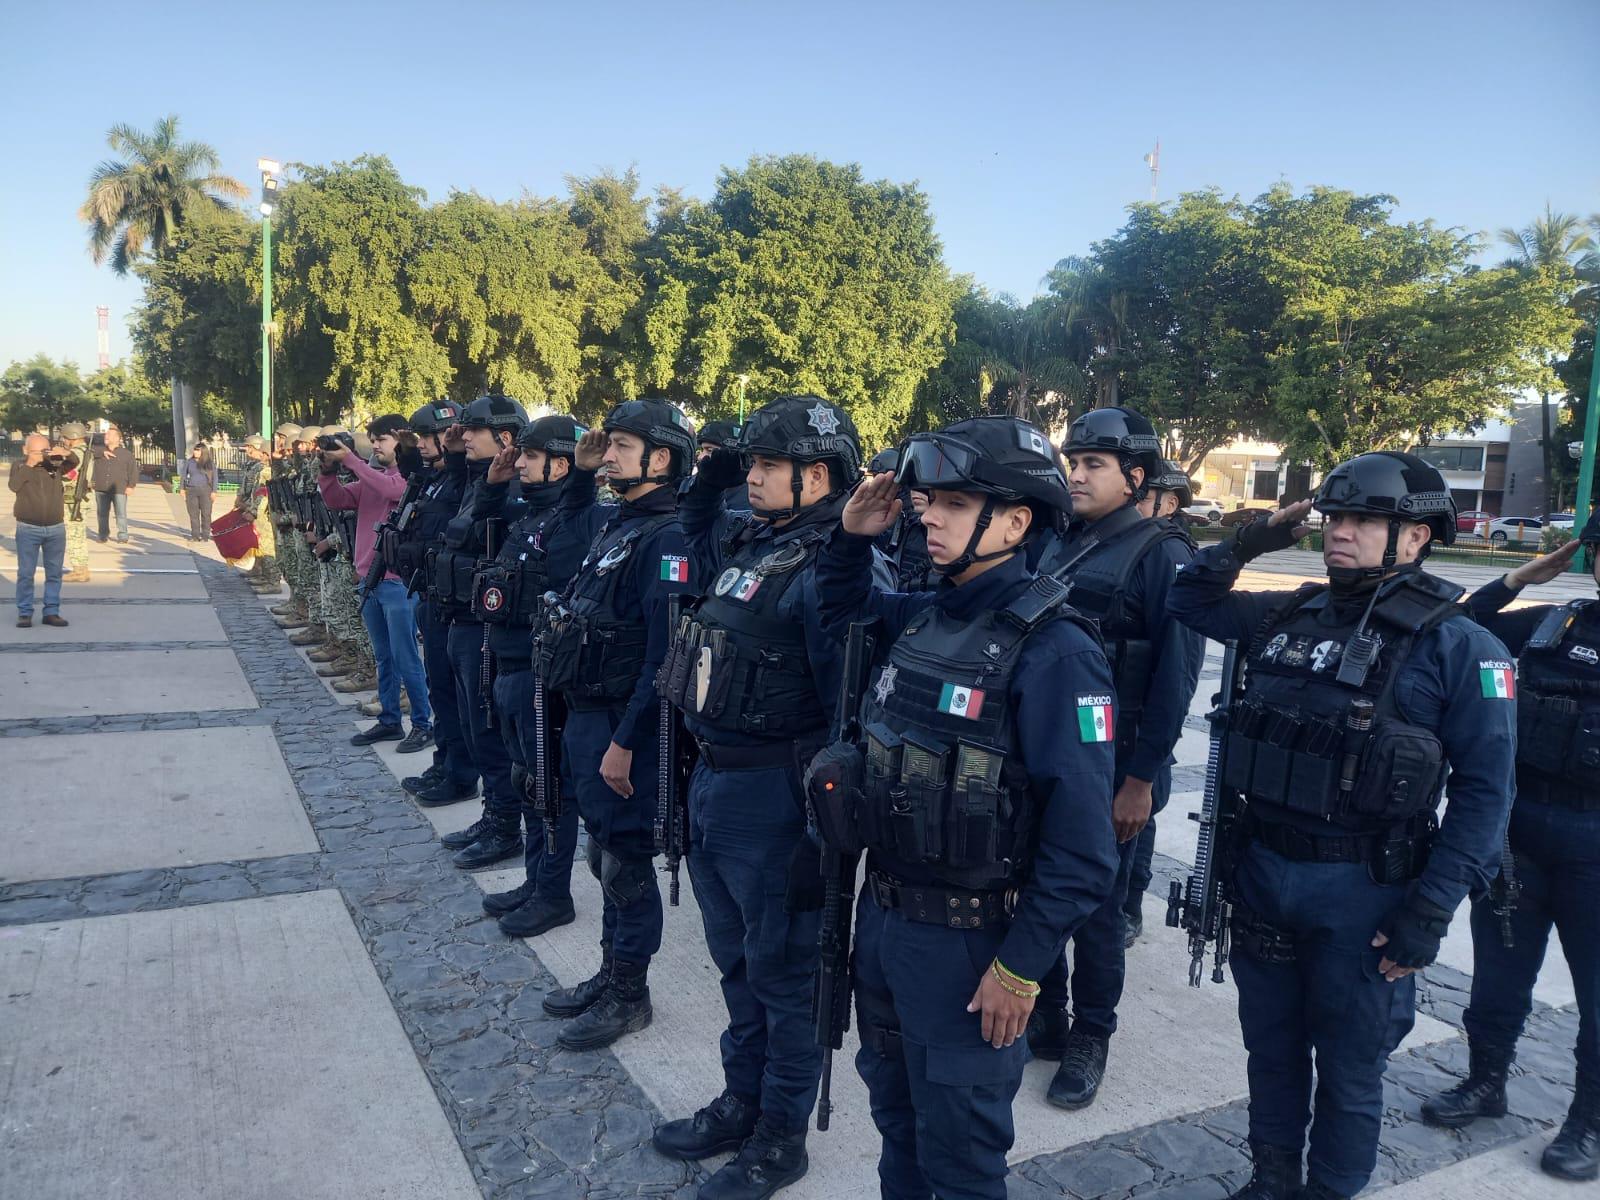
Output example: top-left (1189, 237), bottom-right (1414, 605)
top-left (1166, 640), bottom-right (1246, 987)
top-left (809, 617), bottom-right (875, 1131)
top-left (360, 474), bottom-right (427, 612)
top-left (655, 595), bottom-right (694, 905)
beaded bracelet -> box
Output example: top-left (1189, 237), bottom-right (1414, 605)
top-left (990, 961), bottom-right (1041, 999)
top-left (992, 959), bottom-right (1039, 990)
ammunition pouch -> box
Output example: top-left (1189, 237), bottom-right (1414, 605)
top-left (533, 606), bottom-right (646, 702)
top-left (805, 740), bottom-right (866, 855)
top-left (1230, 900), bottom-right (1297, 965)
top-left (1516, 690), bottom-right (1600, 785)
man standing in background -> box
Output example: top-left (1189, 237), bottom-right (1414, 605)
top-left (92, 425), bottom-right (138, 543)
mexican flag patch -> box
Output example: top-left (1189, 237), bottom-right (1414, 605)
top-left (937, 683), bottom-right (985, 719)
top-left (1478, 661), bottom-right (1515, 699)
top-left (660, 555), bottom-right (689, 583)
top-left (1076, 694), bottom-right (1115, 743)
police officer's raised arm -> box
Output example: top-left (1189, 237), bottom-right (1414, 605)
top-left (1464, 538), bottom-right (1584, 654)
top-left (817, 472), bottom-right (934, 639)
top-left (1168, 499), bottom-right (1316, 643)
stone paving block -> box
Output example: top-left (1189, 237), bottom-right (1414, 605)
top-left (0, 646), bottom-right (255, 718)
top-left (0, 600), bottom-right (224, 645)
top-left (1375, 1132), bottom-right (1579, 1199)
top-left (364, 718), bottom-right (492, 839)
top-left (0, 890), bottom-right (479, 1200)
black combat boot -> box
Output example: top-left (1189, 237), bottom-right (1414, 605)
top-left (402, 762), bottom-right (445, 795)
top-left (414, 776), bottom-right (479, 807)
top-left (543, 948), bottom-right (612, 1018)
top-left (1420, 1041), bottom-right (1512, 1128)
top-left (1225, 1141), bottom-right (1303, 1200)
top-left (498, 893), bottom-right (576, 938)
top-left (699, 1117), bottom-right (809, 1200)
top-left (481, 878), bottom-right (535, 916)
top-left (652, 1089), bottom-right (759, 1160)
top-left (441, 815), bottom-right (493, 851)
top-left (1047, 1026), bottom-right (1110, 1110)
top-left (451, 816), bottom-right (522, 870)
top-left (1542, 1073), bottom-right (1600, 1181)
top-left (1123, 899), bottom-right (1144, 948)
top-left (556, 959), bottom-right (652, 1051)
top-left (1298, 1180), bottom-right (1350, 1200)
top-left (1026, 1004), bottom-right (1071, 1061)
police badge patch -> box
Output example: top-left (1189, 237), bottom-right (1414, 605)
top-left (874, 664), bottom-right (897, 704)
top-left (482, 586), bottom-right (505, 613)
top-left (715, 566), bottom-right (742, 596)
top-left (806, 403), bottom-right (841, 436)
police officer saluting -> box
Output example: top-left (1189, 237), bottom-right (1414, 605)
top-left (1167, 452), bottom-right (1517, 1200)
top-left (1029, 407), bottom-right (1203, 1108)
top-left (533, 399), bottom-right (697, 1051)
top-left (815, 415), bottom-right (1119, 1200)
top-left (428, 394), bottom-right (527, 869)
top-left (650, 396), bottom-right (861, 1198)
top-left (1419, 511), bottom-right (1600, 1181)
top-left (473, 415), bottom-right (600, 938)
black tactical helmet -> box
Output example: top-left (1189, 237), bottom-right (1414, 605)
top-left (1061, 406), bottom-right (1163, 499)
top-left (602, 398), bottom-right (697, 487)
top-left (459, 393), bottom-right (528, 433)
top-left (516, 414), bottom-right (584, 458)
top-left (409, 400), bottom-right (462, 434)
top-left (738, 395), bottom-right (862, 519)
top-left (697, 419), bottom-right (742, 450)
top-left (899, 415), bottom-right (1070, 575)
top-left (1314, 452), bottom-right (1457, 546)
top-left (1151, 460), bottom-right (1193, 508)
top-left (1576, 506), bottom-right (1600, 546)
top-left (868, 447), bottom-right (899, 476)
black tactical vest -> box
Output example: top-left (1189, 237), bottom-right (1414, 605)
top-left (390, 467), bottom-right (463, 591)
top-left (659, 525), bottom-right (828, 740)
top-left (426, 475), bottom-right (496, 615)
top-left (1046, 506), bottom-right (1181, 755)
top-left (1514, 599), bottom-right (1600, 808)
top-left (1226, 571), bottom-right (1464, 829)
top-left (472, 503), bottom-right (559, 631)
top-left (854, 575), bottom-right (1095, 891)
top-left (534, 513), bottom-right (674, 703)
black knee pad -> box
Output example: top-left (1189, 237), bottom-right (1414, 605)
top-left (586, 837), bottom-right (604, 884)
top-left (598, 849), bottom-right (655, 909)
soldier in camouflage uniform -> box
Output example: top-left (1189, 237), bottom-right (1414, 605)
top-left (58, 422), bottom-right (94, 583)
top-left (268, 423), bottom-right (308, 626)
top-left (235, 435), bottom-right (281, 594)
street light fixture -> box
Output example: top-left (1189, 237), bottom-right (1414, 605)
top-left (258, 159), bottom-right (279, 438)
top-left (736, 373), bottom-right (750, 423)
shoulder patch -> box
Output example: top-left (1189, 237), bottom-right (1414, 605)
top-left (1477, 660), bottom-right (1515, 699)
top-left (1076, 694), bottom-right (1114, 743)
top-left (660, 555), bottom-right (689, 583)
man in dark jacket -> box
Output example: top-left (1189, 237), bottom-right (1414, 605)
top-left (10, 434), bottom-right (75, 627)
top-left (92, 426), bottom-right (139, 543)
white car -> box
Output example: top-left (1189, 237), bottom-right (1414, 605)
top-left (1183, 502), bottom-right (1223, 525)
top-left (1486, 516), bottom-right (1549, 545)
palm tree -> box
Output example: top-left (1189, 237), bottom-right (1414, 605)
top-left (79, 114), bottom-right (246, 275)
top-left (1044, 255), bottom-right (1130, 411)
top-left (1499, 205), bottom-right (1596, 514)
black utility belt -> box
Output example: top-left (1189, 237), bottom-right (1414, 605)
top-left (1519, 778), bottom-right (1600, 812)
top-left (1245, 809), bottom-right (1434, 866)
top-left (867, 870), bottom-right (1015, 930)
top-left (694, 736), bottom-right (823, 772)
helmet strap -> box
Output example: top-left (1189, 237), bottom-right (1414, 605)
top-left (933, 495), bottom-right (1016, 577)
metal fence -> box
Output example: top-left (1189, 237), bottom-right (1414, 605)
top-left (1190, 522), bottom-right (1542, 568)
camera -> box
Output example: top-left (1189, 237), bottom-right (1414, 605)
top-left (317, 432), bottom-right (356, 453)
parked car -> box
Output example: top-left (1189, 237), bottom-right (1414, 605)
top-left (1456, 509), bottom-right (1494, 537)
top-left (1182, 501), bottom-right (1223, 525)
top-left (1486, 516), bottom-right (1547, 545)
top-left (1220, 507), bottom-right (1274, 528)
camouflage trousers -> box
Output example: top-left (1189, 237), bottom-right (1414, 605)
top-left (65, 518), bottom-right (89, 575)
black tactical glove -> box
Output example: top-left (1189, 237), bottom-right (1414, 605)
top-left (1376, 887), bottom-right (1454, 970)
top-left (697, 446), bottom-right (747, 492)
top-left (1232, 514), bottom-right (1303, 563)
top-left (783, 836), bottom-right (825, 914)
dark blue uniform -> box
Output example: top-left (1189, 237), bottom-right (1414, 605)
top-left (672, 476), bottom-right (849, 1135)
top-left (477, 474), bottom-right (600, 902)
top-left (816, 534), bottom-right (1119, 1200)
top-left (1033, 512), bottom-right (1202, 1048)
top-left (547, 468), bottom-right (694, 968)
top-left (1168, 541), bottom-right (1516, 1197)
top-left (1461, 578), bottom-right (1599, 1092)
top-left (409, 453), bottom-right (476, 792)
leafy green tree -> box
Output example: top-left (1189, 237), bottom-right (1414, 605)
top-left (638, 155), bottom-right (958, 446)
top-left (1500, 205), bottom-right (1596, 513)
top-left (85, 363), bottom-right (204, 450)
top-left (1, 356), bottom-right (98, 435)
top-left (79, 115), bottom-right (246, 275)
top-left (566, 170), bottom-right (653, 416)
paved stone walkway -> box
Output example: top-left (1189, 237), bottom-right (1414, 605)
top-left (0, 473), bottom-right (1584, 1199)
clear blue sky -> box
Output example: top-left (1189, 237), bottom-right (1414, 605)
top-left (2, 0), bottom-right (1595, 372)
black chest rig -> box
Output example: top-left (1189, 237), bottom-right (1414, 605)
top-left (534, 513), bottom-right (673, 703)
top-left (854, 575), bottom-right (1093, 891)
top-left (426, 478), bottom-right (495, 615)
top-left (658, 524), bottom-right (827, 740)
top-left (1049, 507), bottom-right (1178, 755)
top-left (1515, 599), bottom-right (1600, 808)
top-left (392, 470), bottom-right (461, 592)
top-left (472, 505), bottom-right (558, 628)
top-left (1226, 572), bottom-right (1463, 829)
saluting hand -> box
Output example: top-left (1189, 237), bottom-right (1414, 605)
top-left (575, 428), bottom-right (608, 473)
top-left (1505, 537), bottom-right (1581, 590)
top-left (841, 471), bottom-right (902, 538)
top-left (486, 444), bottom-right (519, 484)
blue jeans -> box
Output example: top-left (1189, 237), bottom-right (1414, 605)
top-left (1464, 796), bottom-right (1600, 1081)
top-left (95, 490), bottom-right (128, 539)
top-left (1231, 841), bottom-right (1417, 1197)
top-left (15, 522), bottom-right (66, 616)
top-left (359, 579), bottom-right (432, 730)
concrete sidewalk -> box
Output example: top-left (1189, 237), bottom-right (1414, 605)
top-left (0, 474), bottom-right (1586, 1200)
